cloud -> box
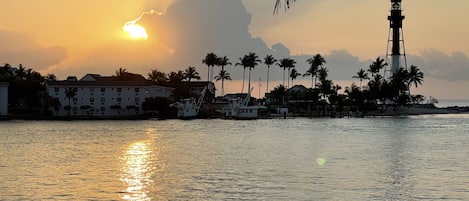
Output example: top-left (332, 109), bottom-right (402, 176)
top-left (0, 29), bottom-right (67, 70)
top-left (416, 49), bottom-right (469, 81)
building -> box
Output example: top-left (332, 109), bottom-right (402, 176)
top-left (0, 82), bottom-right (8, 116)
top-left (46, 74), bottom-right (173, 117)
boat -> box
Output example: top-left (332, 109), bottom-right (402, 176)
top-left (218, 88), bottom-right (266, 120)
top-left (171, 87), bottom-right (206, 119)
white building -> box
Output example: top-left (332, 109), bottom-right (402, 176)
top-left (46, 74), bottom-right (173, 117)
top-left (0, 82), bottom-right (8, 116)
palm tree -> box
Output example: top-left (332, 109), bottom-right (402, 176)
top-left (183, 66), bottom-right (200, 82)
top-left (202, 52), bottom-right (218, 82)
top-left (64, 87), bottom-right (76, 116)
top-left (114, 67), bottom-right (129, 80)
top-left (148, 68), bottom-right (167, 84)
top-left (353, 69), bottom-right (369, 90)
top-left (264, 55), bottom-right (277, 93)
top-left (15, 64), bottom-right (27, 81)
top-left (215, 69), bottom-right (232, 96)
top-left (271, 84), bottom-right (288, 105)
top-left (217, 56), bottom-right (231, 94)
top-left (290, 68), bottom-right (301, 86)
top-left (235, 56), bottom-right (249, 93)
top-left (0, 63), bottom-right (13, 81)
top-left (245, 52), bottom-right (261, 94)
top-left (45, 74), bottom-right (57, 82)
top-left (274, 0), bottom-right (296, 14)
top-left (217, 56), bottom-right (231, 71)
top-left (368, 57), bottom-right (387, 77)
top-left (390, 68), bottom-right (410, 104)
top-left (168, 70), bottom-right (185, 83)
top-left (277, 58), bottom-right (296, 87)
top-left (407, 65), bottom-right (424, 95)
top-left (304, 54), bottom-right (326, 89)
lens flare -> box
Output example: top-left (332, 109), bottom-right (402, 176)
top-left (316, 158), bottom-right (326, 166)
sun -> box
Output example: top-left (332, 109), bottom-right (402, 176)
top-left (123, 23), bottom-right (148, 40)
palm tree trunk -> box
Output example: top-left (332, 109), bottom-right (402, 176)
top-left (248, 68), bottom-right (252, 95)
top-left (241, 68), bottom-right (246, 93)
top-left (211, 66), bottom-right (214, 82)
top-left (266, 66), bottom-right (270, 94)
top-left (207, 66), bottom-right (210, 81)
top-left (314, 76), bottom-right (317, 89)
top-left (287, 68), bottom-right (290, 88)
top-left (222, 78), bottom-right (225, 96)
top-left (282, 68), bottom-right (285, 86)
top-left (311, 76), bottom-right (314, 88)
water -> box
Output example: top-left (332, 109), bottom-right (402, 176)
top-left (0, 116), bottom-right (468, 200)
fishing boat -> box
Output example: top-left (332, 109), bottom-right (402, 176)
top-left (218, 88), bottom-right (266, 120)
top-left (171, 87), bottom-right (206, 119)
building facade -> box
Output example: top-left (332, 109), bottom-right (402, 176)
top-left (0, 82), bottom-right (8, 116)
top-left (46, 74), bottom-right (173, 117)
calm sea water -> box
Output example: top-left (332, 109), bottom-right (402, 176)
top-left (1, 116), bottom-right (468, 200)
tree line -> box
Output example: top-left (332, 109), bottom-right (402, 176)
top-left (1, 49), bottom-right (426, 117)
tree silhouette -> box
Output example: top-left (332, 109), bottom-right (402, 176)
top-left (353, 69), bottom-right (369, 90)
top-left (368, 57), bottom-right (387, 77)
top-left (168, 70), bottom-right (185, 83)
top-left (274, 0), bottom-right (296, 14)
top-left (183, 66), bottom-right (201, 82)
top-left (290, 68), bottom-right (301, 86)
top-left (64, 87), bottom-right (76, 116)
top-left (202, 52), bottom-right (218, 82)
top-left (148, 68), bottom-right (167, 84)
top-left (304, 54), bottom-right (326, 89)
top-left (407, 65), bottom-right (424, 95)
top-left (216, 56), bottom-right (231, 95)
top-left (215, 69), bottom-right (232, 96)
top-left (114, 67), bottom-right (129, 80)
top-left (264, 54), bottom-right (277, 93)
top-left (245, 52), bottom-right (261, 94)
top-left (236, 56), bottom-right (249, 93)
top-left (277, 58), bottom-right (296, 87)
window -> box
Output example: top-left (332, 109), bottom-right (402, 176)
top-left (100, 107), bottom-right (105, 112)
top-left (100, 97), bottom-right (105, 102)
top-left (117, 98), bottom-right (122, 102)
top-left (135, 88), bottom-right (140, 93)
top-left (89, 88), bottom-right (95, 92)
top-left (135, 98), bottom-right (140, 103)
top-left (54, 87), bottom-right (59, 92)
top-left (100, 88), bottom-right (106, 92)
top-left (73, 98), bottom-right (78, 102)
top-left (90, 97), bottom-right (95, 103)
top-left (117, 88), bottom-right (122, 93)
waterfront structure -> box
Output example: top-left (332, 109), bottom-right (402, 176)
top-left (46, 74), bottom-right (173, 117)
top-left (172, 87), bottom-right (207, 119)
top-left (386, 0), bottom-right (407, 75)
top-left (0, 82), bottom-right (8, 116)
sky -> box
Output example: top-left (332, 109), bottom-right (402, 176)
top-left (1, 0), bottom-right (469, 99)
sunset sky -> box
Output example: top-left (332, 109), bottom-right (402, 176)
top-left (1, 0), bottom-right (469, 99)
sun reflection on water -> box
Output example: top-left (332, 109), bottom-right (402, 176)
top-left (120, 128), bottom-right (161, 201)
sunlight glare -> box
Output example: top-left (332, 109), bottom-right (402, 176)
top-left (123, 23), bottom-right (148, 40)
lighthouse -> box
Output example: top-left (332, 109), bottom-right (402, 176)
top-left (387, 0), bottom-right (407, 74)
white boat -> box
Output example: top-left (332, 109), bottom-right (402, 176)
top-left (218, 88), bottom-right (266, 119)
top-left (171, 87), bottom-right (206, 119)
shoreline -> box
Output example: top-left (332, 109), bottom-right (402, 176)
top-left (2, 106), bottom-right (469, 121)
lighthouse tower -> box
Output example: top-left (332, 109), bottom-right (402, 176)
top-left (386, 0), bottom-right (407, 75)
